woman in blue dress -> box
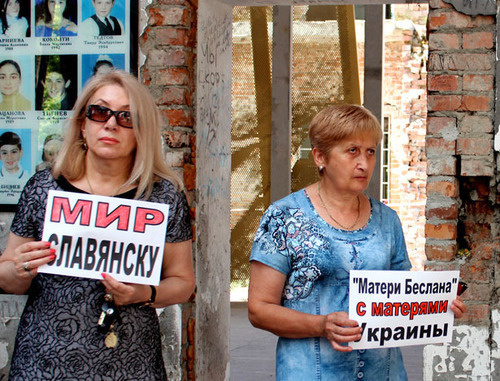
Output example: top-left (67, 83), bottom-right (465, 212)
top-left (35, 0), bottom-right (77, 37)
top-left (248, 104), bottom-right (466, 380)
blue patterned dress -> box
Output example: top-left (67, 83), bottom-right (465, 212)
top-left (7, 169), bottom-right (191, 380)
top-left (250, 189), bottom-right (411, 381)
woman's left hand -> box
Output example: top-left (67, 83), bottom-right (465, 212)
top-left (451, 296), bottom-right (467, 319)
top-left (101, 273), bottom-right (150, 306)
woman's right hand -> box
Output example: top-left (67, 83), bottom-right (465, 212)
top-left (323, 311), bottom-right (362, 352)
top-left (11, 241), bottom-right (56, 280)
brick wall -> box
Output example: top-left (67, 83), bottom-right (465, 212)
top-left (139, 0), bottom-right (197, 379)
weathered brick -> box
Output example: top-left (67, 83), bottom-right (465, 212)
top-left (428, 10), bottom-right (472, 30)
top-left (462, 74), bottom-right (493, 92)
top-left (460, 157), bottom-right (494, 176)
top-left (428, 95), bottom-right (461, 111)
top-left (164, 150), bottom-right (184, 167)
top-left (460, 115), bottom-right (493, 133)
top-left (425, 223), bottom-right (457, 240)
top-left (425, 242), bottom-right (457, 261)
top-left (460, 260), bottom-right (490, 282)
top-left (148, 48), bottom-right (189, 67)
top-left (162, 108), bottom-right (194, 127)
top-left (154, 27), bottom-right (190, 46)
top-left (164, 130), bottom-right (190, 148)
top-left (428, 75), bottom-right (459, 91)
top-left (457, 304), bottom-right (490, 324)
top-left (158, 87), bottom-right (190, 105)
top-left (463, 31), bottom-right (494, 50)
top-left (460, 95), bottom-right (491, 112)
top-left (427, 156), bottom-right (456, 175)
top-left (426, 203), bottom-right (459, 220)
top-left (183, 163), bottom-right (195, 191)
top-left (427, 116), bottom-right (457, 136)
top-left (457, 137), bottom-right (492, 156)
top-left (426, 178), bottom-right (459, 197)
top-left (429, 33), bottom-right (460, 50)
top-left (157, 67), bottom-right (190, 86)
top-left (426, 137), bottom-right (456, 155)
top-left (148, 7), bottom-right (190, 27)
top-left (428, 53), bottom-right (492, 71)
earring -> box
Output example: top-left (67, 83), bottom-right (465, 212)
top-left (82, 139), bottom-right (88, 151)
top-left (319, 166), bottom-right (324, 171)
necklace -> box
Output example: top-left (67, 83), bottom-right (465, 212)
top-left (86, 173), bottom-right (122, 197)
top-left (317, 182), bottom-right (361, 230)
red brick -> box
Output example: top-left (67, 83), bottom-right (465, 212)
top-left (457, 304), bottom-right (490, 324)
top-left (463, 31), bottom-right (494, 50)
top-left (157, 68), bottom-right (190, 86)
top-left (164, 130), bottom-right (190, 148)
top-left (148, 7), bottom-right (191, 27)
top-left (162, 108), bottom-right (194, 127)
top-left (460, 261), bottom-right (490, 282)
top-left (183, 163), bottom-right (195, 191)
top-left (426, 179), bottom-right (459, 197)
top-left (429, 33), bottom-right (460, 50)
top-left (427, 156), bottom-right (456, 175)
top-left (461, 283), bottom-right (491, 302)
top-left (463, 74), bottom-right (493, 92)
top-left (158, 87), bottom-right (190, 106)
top-left (428, 95), bottom-right (461, 111)
top-left (148, 48), bottom-right (190, 67)
top-left (460, 95), bottom-right (491, 112)
top-left (425, 242), bottom-right (457, 261)
top-left (425, 223), bottom-right (457, 239)
top-left (460, 115), bottom-right (492, 133)
top-left (426, 203), bottom-right (459, 220)
top-left (154, 27), bottom-right (190, 46)
top-left (428, 75), bottom-right (459, 91)
top-left (426, 137), bottom-right (456, 155)
top-left (428, 10), bottom-right (471, 30)
top-left (457, 138), bottom-right (492, 156)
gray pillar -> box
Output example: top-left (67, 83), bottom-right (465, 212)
top-left (363, 5), bottom-right (384, 201)
top-left (271, 6), bottom-right (293, 203)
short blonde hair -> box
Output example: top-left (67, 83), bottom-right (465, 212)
top-left (52, 70), bottom-right (181, 198)
top-left (309, 104), bottom-right (382, 159)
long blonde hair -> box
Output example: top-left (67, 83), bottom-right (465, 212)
top-left (52, 70), bottom-right (182, 198)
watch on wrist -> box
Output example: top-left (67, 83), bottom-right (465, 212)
top-left (140, 285), bottom-right (157, 308)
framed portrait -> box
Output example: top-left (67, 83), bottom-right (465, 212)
top-left (0, 0), bottom-right (138, 209)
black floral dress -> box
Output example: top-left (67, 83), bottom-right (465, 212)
top-left (7, 169), bottom-right (192, 380)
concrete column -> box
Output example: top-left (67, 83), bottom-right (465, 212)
top-left (271, 6), bottom-right (292, 203)
top-left (363, 5), bottom-right (384, 201)
top-left (196, 0), bottom-right (233, 379)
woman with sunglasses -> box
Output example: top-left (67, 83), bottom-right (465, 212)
top-left (0, 70), bottom-right (195, 379)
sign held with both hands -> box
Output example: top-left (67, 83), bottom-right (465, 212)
top-left (40, 190), bottom-right (169, 285)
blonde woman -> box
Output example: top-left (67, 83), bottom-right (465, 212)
top-left (0, 71), bottom-right (195, 379)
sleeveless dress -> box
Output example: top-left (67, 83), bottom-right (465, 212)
top-left (8, 169), bottom-right (192, 380)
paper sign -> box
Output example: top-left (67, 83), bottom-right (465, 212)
top-left (40, 190), bottom-right (169, 285)
top-left (349, 270), bottom-right (459, 349)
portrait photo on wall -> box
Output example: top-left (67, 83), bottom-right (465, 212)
top-left (81, 53), bottom-right (125, 86)
top-left (35, 0), bottom-right (78, 37)
top-left (35, 132), bottom-right (62, 172)
top-left (81, 0), bottom-right (125, 36)
top-left (35, 54), bottom-right (77, 111)
top-left (0, 128), bottom-right (31, 205)
top-left (0, 56), bottom-right (32, 111)
top-left (0, 0), bottom-right (31, 38)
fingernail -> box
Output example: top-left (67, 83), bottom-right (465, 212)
top-left (50, 255), bottom-right (56, 260)
top-left (101, 273), bottom-right (106, 278)
top-left (50, 249), bottom-right (56, 254)
top-left (45, 242), bottom-right (51, 247)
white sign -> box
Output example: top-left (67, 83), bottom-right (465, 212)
top-left (40, 190), bottom-right (169, 285)
top-left (349, 270), bottom-right (459, 349)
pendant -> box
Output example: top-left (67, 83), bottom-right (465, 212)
top-left (105, 331), bottom-right (118, 348)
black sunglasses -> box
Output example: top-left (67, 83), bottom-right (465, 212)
top-left (86, 104), bottom-right (134, 128)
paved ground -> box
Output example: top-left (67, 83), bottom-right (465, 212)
top-left (230, 303), bottom-right (423, 380)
